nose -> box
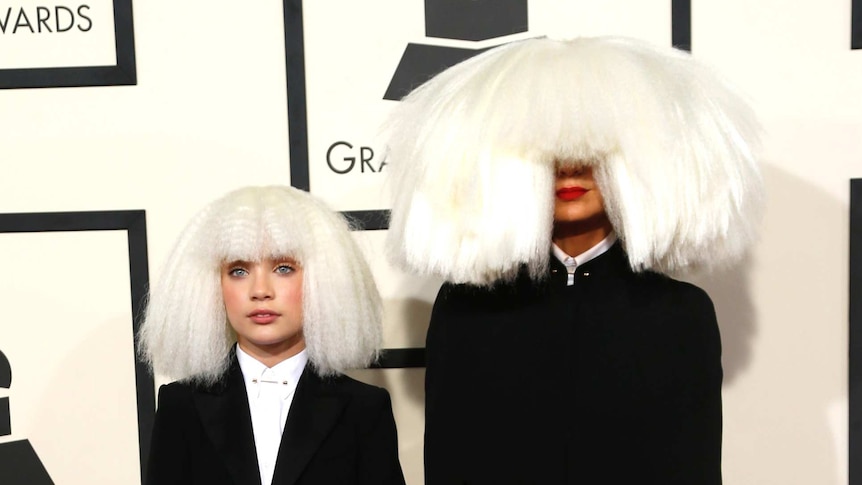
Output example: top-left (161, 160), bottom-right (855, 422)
top-left (250, 273), bottom-right (274, 301)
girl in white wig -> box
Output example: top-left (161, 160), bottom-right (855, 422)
top-left (140, 186), bottom-right (405, 485)
top-left (384, 37), bottom-right (762, 484)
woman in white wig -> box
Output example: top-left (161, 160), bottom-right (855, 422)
top-left (139, 186), bottom-right (405, 485)
top-left (385, 37), bottom-right (762, 484)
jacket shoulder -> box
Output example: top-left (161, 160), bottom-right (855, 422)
top-left (634, 271), bottom-right (715, 314)
top-left (316, 373), bottom-right (391, 407)
top-left (156, 380), bottom-right (195, 407)
top-left (629, 273), bottom-right (721, 354)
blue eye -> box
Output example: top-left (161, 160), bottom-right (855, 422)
top-left (274, 264), bottom-right (294, 275)
top-left (228, 267), bottom-right (249, 277)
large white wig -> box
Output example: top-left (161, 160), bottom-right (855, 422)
top-left (384, 36), bottom-right (763, 285)
top-left (139, 186), bottom-right (383, 384)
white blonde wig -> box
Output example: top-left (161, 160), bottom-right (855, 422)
top-left (139, 186), bottom-right (383, 384)
top-left (384, 36), bottom-right (763, 285)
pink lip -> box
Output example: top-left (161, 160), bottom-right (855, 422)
top-left (556, 186), bottom-right (588, 201)
top-left (248, 309), bottom-right (281, 324)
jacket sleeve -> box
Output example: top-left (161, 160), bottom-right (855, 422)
top-left (646, 283), bottom-right (723, 485)
top-left (144, 384), bottom-right (192, 485)
top-left (356, 387), bottom-right (406, 485)
top-left (683, 287), bottom-right (723, 484)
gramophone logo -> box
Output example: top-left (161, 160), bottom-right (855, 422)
top-left (0, 349), bottom-right (53, 484)
top-left (383, 0), bottom-right (528, 100)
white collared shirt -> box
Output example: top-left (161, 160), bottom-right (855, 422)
top-left (552, 232), bottom-right (618, 286)
top-left (236, 345), bottom-right (308, 485)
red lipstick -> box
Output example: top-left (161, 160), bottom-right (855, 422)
top-left (556, 187), bottom-right (588, 201)
top-left (248, 309), bottom-right (281, 324)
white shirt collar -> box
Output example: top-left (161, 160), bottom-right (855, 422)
top-left (552, 232), bottom-right (618, 285)
top-left (236, 345), bottom-right (308, 400)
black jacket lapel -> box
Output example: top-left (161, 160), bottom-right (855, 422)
top-left (194, 358), bottom-right (262, 485)
top-left (271, 369), bottom-right (347, 485)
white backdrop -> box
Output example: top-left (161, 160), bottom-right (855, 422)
top-left (0, 1), bottom-right (859, 484)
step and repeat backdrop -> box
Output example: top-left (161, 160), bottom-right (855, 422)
top-left (1, 0), bottom-right (861, 484)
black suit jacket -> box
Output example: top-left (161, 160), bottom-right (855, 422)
top-left (145, 357), bottom-right (406, 485)
top-left (425, 243), bottom-right (723, 485)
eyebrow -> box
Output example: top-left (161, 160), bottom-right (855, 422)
top-left (221, 258), bottom-right (301, 267)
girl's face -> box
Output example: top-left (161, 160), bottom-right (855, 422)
top-left (553, 165), bottom-right (608, 224)
top-left (220, 256), bottom-right (305, 362)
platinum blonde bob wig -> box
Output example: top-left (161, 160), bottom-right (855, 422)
top-left (139, 185), bottom-right (383, 385)
top-left (384, 36), bottom-right (764, 285)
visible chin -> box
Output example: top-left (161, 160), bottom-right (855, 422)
top-left (253, 335), bottom-right (305, 351)
top-left (554, 210), bottom-right (593, 224)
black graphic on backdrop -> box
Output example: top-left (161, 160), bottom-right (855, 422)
top-left (282, 0), bottom-right (691, 370)
top-left (0, 442), bottom-right (53, 485)
top-left (426, 0), bottom-right (527, 40)
top-left (0, 211), bottom-right (154, 482)
top-left (854, 0), bottom-right (862, 49)
top-left (850, 178), bottom-right (862, 485)
top-left (0, 350), bottom-right (54, 484)
top-left (1, 350), bottom-right (11, 436)
top-left (672, 0), bottom-right (691, 51)
top-left (0, 0), bottom-right (135, 89)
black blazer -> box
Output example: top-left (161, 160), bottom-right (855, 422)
top-left (145, 357), bottom-right (406, 485)
top-left (424, 243), bottom-right (723, 485)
